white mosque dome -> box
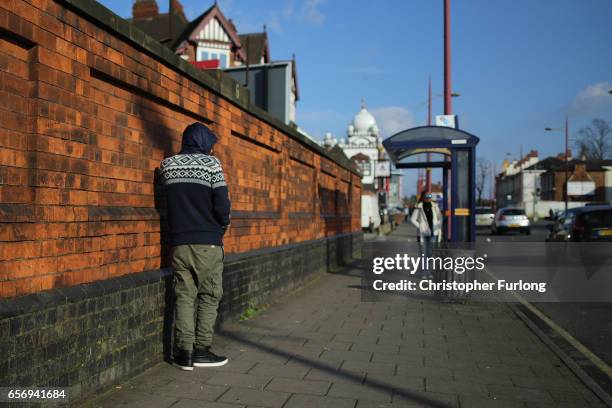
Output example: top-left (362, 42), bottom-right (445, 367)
top-left (353, 108), bottom-right (377, 133)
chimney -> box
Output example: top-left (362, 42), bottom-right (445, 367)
top-left (571, 163), bottom-right (590, 181)
top-left (133, 0), bottom-right (159, 20)
top-left (169, 0), bottom-right (187, 21)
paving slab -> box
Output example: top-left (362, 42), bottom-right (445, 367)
top-left (83, 225), bottom-right (606, 408)
top-left (217, 387), bottom-right (290, 407)
top-left (284, 393), bottom-right (356, 408)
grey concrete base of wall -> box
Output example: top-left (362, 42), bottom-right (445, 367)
top-left (0, 232), bottom-right (362, 406)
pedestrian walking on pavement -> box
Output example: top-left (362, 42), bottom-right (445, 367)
top-left (159, 122), bottom-right (231, 371)
top-left (410, 191), bottom-right (442, 278)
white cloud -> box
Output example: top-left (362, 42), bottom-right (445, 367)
top-left (370, 106), bottom-right (415, 138)
top-left (265, 11), bottom-right (282, 32)
top-left (218, 0), bottom-right (234, 13)
top-left (283, 0), bottom-right (295, 18)
top-left (569, 81), bottom-right (612, 116)
top-left (228, 0), bottom-right (326, 35)
top-left (301, 0), bottom-right (327, 24)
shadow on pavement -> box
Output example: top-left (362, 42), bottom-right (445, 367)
top-left (219, 329), bottom-right (455, 408)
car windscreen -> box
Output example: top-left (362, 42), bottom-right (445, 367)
top-left (476, 208), bottom-right (493, 214)
top-left (582, 210), bottom-right (612, 228)
top-left (502, 209), bottom-right (525, 216)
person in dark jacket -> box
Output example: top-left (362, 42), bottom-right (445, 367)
top-left (159, 122), bottom-right (231, 370)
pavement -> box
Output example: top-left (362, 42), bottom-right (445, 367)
top-left (82, 224), bottom-right (606, 408)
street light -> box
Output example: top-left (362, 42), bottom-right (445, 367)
top-left (545, 115), bottom-right (570, 212)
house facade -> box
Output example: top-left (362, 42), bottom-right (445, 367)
top-left (496, 150), bottom-right (612, 218)
top-left (130, 1), bottom-right (297, 124)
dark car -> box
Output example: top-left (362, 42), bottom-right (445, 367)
top-left (546, 205), bottom-right (612, 242)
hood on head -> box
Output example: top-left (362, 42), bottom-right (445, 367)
top-left (180, 122), bottom-right (218, 155)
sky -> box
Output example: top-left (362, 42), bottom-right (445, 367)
top-left (98, 0), bottom-right (612, 197)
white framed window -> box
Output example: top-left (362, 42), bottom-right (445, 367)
top-left (196, 46), bottom-right (230, 68)
top-left (219, 54), bottom-right (228, 68)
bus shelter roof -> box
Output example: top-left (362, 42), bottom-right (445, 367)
top-left (383, 126), bottom-right (480, 164)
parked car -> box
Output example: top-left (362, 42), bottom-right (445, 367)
top-left (491, 207), bottom-right (530, 235)
top-left (475, 206), bottom-right (495, 227)
top-left (546, 205), bottom-right (612, 242)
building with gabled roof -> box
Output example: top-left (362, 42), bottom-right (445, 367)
top-left (238, 32), bottom-right (271, 65)
top-left (130, 0), bottom-right (189, 46)
top-left (129, 1), bottom-right (299, 125)
top-left (131, 1), bottom-right (249, 68)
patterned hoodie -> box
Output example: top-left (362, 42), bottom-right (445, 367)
top-left (159, 123), bottom-right (231, 246)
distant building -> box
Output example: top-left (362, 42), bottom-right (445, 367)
top-left (131, 1), bottom-right (247, 67)
top-left (540, 160), bottom-right (608, 202)
top-left (130, 1), bottom-right (298, 124)
top-left (224, 60), bottom-right (299, 125)
top-left (495, 150), bottom-right (541, 212)
top-left (321, 101), bottom-right (403, 213)
top-left (496, 150), bottom-right (612, 218)
top-left (131, 0), bottom-right (189, 48)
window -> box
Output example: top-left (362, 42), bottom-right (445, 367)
top-left (197, 49), bottom-right (209, 61)
top-left (502, 209), bottom-right (525, 216)
top-left (196, 47), bottom-right (229, 67)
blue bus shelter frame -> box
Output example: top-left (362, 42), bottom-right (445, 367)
top-left (382, 126), bottom-right (480, 243)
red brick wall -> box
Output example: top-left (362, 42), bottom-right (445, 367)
top-left (545, 169), bottom-right (606, 201)
top-left (0, 0), bottom-right (361, 298)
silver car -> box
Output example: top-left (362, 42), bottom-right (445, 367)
top-left (475, 207), bottom-right (495, 227)
top-left (491, 207), bottom-right (531, 235)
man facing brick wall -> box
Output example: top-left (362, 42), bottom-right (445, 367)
top-left (159, 122), bottom-right (231, 370)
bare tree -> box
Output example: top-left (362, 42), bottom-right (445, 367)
top-left (576, 119), bottom-right (612, 160)
top-left (476, 158), bottom-right (491, 205)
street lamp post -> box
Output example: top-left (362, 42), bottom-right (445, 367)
top-left (426, 77), bottom-right (432, 191)
top-left (444, 0), bottom-right (452, 115)
top-left (545, 114), bottom-right (570, 212)
top-left (443, 0), bottom-right (452, 240)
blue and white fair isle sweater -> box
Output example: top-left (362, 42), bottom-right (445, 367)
top-left (159, 123), bottom-right (231, 246)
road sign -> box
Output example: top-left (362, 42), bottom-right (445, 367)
top-left (435, 114), bottom-right (457, 128)
top-left (375, 161), bottom-right (390, 177)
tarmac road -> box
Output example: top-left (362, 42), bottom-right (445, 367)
top-left (477, 222), bottom-right (612, 367)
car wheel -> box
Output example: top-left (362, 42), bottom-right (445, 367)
top-left (525, 229), bottom-right (531, 235)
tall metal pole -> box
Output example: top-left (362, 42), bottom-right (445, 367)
top-left (444, 0), bottom-right (452, 115)
top-left (444, 0), bottom-right (452, 240)
top-left (426, 77), bottom-right (432, 191)
top-left (564, 114), bottom-right (569, 212)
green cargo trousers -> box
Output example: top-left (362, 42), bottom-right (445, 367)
top-left (171, 244), bottom-right (224, 351)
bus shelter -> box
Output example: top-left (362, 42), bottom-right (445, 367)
top-left (382, 126), bottom-right (480, 243)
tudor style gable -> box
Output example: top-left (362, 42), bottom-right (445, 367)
top-left (173, 3), bottom-right (245, 68)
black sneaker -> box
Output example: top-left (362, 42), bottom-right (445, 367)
top-left (193, 347), bottom-right (228, 367)
top-left (172, 349), bottom-right (194, 371)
